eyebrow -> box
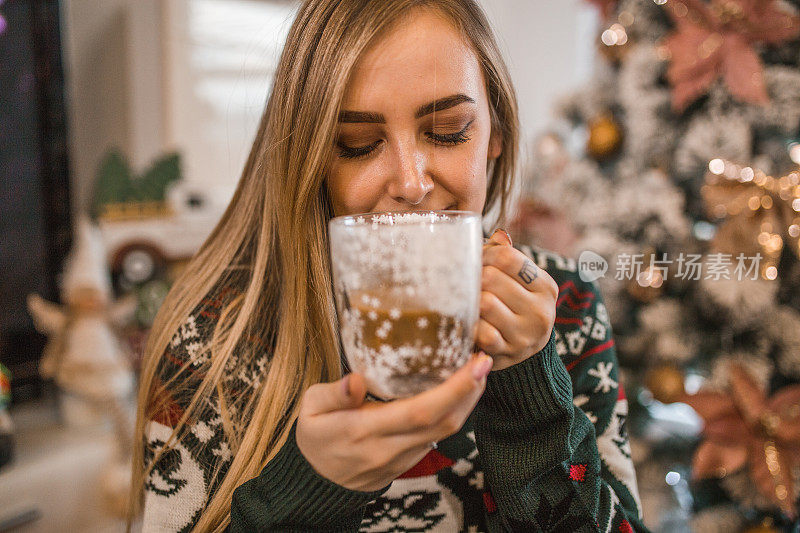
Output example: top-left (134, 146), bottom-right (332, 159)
top-left (338, 93), bottom-right (476, 123)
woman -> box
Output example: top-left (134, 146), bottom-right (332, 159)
top-left (132, 0), bottom-right (646, 531)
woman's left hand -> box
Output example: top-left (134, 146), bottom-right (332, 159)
top-left (476, 229), bottom-right (559, 371)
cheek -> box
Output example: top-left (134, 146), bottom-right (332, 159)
top-left (326, 164), bottom-right (384, 216)
top-left (435, 140), bottom-right (489, 210)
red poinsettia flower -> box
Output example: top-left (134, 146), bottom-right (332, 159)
top-left (680, 363), bottom-right (800, 519)
top-left (661, 0), bottom-right (800, 112)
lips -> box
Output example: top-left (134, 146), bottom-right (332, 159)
top-left (384, 204), bottom-right (457, 213)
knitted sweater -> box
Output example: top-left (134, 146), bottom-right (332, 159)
top-left (141, 244), bottom-right (647, 532)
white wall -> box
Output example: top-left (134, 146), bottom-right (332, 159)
top-left (61, 0), bottom-right (164, 217)
top-left (478, 0), bottom-right (598, 163)
top-left (61, 0), bottom-right (130, 217)
top-left (61, 0), bottom-right (598, 215)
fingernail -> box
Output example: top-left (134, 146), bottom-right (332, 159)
top-left (341, 374), bottom-right (351, 397)
top-left (472, 354), bottom-right (493, 380)
top-left (499, 229), bottom-right (512, 245)
top-left (493, 228), bottom-right (512, 246)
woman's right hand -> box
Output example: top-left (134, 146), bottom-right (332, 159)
top-left (295, 353), bottom-right (494, 492)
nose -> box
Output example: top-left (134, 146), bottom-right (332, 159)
top-left (386, 140), bottom-right (433, 206)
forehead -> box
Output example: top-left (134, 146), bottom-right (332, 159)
top-left (341, 8), bottom-right (485, 110)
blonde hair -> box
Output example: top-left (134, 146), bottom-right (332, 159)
top-left (131, 0), bottom-right (519, 530)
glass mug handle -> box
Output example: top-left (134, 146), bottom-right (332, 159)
top-left (471, 239), bottom-right (495, 355)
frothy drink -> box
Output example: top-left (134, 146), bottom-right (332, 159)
top-left (340, 289), bottom-right (472, 399)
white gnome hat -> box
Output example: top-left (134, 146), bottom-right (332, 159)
top-left (60, 215), bottom-right (113, 302)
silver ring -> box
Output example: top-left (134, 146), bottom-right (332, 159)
top-left (430, 441), bottom-right (438, 449)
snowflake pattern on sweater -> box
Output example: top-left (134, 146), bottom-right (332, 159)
top-left (141, 245), bottom-right (645, 532)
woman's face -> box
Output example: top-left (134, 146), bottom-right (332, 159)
top-left (325, 8), bottom-right (501, 216)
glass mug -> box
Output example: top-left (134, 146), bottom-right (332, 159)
top-left (329, 211), bottom-right (482, 400)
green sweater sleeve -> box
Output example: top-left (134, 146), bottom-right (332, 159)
top-left (472, 330), bottom-right (648, 532)
top-left (229, 420), bottom-right (391, 532)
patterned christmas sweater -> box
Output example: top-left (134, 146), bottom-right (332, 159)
top-left (141, 245), bottom-right (647, 532)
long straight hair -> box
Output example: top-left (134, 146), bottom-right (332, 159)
top-left (131, 1), bottom-right (519, 530)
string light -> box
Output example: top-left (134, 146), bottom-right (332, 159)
top-left (665, 471), bottom-right (681, 486)
top-left (709, 158), bottom-right (725, 175)
top-left (789, 142), bottom-right (800, 165)
top-left (618, 11), bottom-right (635, 26)
top-left (705, 158), bottom-right (800, 280)
top-left (600, 10), bottom-right (635, 54)
top-left (602, 23), bottom-right (628, 46)
top-left (636, 267), bottom-right (664, 288)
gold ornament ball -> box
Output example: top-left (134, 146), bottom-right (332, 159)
top-left (587, 114), bottom-right (623, 160)
top-left (645, 365), bottom-right (685, 404)
top-left (742, 524), bottom-right (778, 533)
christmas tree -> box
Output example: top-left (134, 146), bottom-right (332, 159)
top-left (514, 0), bottom-right (800, 530)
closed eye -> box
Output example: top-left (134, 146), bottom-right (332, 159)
top-left (336, 118), bottom-right (474, 160)
top-left (337, 139), bottom-right (382, 160)
top-left (427, 119), bottom-right (473, 146)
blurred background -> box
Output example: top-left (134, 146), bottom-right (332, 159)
top-left (1, 0), bottom-right (799, 531)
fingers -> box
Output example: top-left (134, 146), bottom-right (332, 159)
top-left (298, 357), bottom-right (491, 492)
top-left (301, 372), bottom-right (368, 416)
top-left (480, 290), bottom-right (516, 327)
top-left (481, 268), bottom-right (556, 330)
top-left (345, 372), bottom-right (368, 404)
top-left (485, 228), bottom-right (512, 247)
top-left (482, 262), bottom-right (556, 315)
top-left (476, 286), bottom-right (555, 356)
top-left (482, 265), bottom-right (534, 315)
top-left (483, 241), bottom-right (558, 298)
top-left (372, 354), bottom-right (493, 445)
top-left (475, 317), bottom-right (511, 355)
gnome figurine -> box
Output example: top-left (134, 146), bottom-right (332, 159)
top-left (28, 215), bottom-right (136, 405)
top-left (27, 215), bottom-right (137, 515)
